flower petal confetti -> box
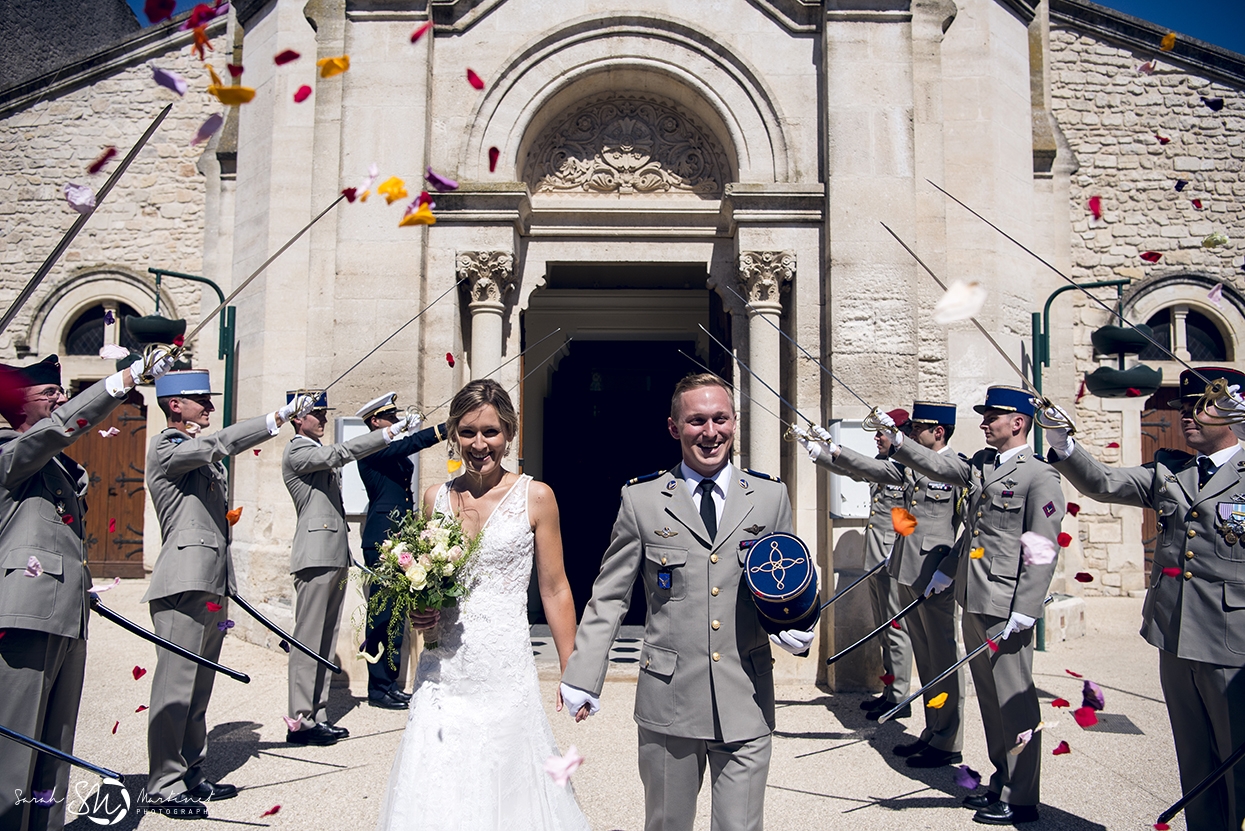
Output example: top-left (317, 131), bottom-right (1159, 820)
top-left (193, 113), bottom-right (225, 145)
top-left (218, 619), bottom-right (235, 632)
top-left (417, 190), bottom-right (435, 209)
top-left (112, 720), bottom-right (119, 734)
top-left (1154, 824), bottom-right (1170, 830)
top-left (24, 556), bottom-right (43, 578)
top-left (282, 715), bottom-right (301, 732)
top-left (1106, 441), bottom-right (1120, 448)
top-left (280, 640), bottom-right (291, 653)
top-left (89, 576), bottom-right (121, 594)
top-left (152, 67), bottom-right (187, 96)
top-left (879, 672), bottom-right (896, 686)
top-left (191, 25), bottom-right (213, 61)
top-left (1191, 199), bottom-right (1204, 211)
top-left (986, 637), bottom-right (999, 652)
top-left (466, 69), bottom-right (485, 90)
top-left (62, 515), bottom-right (74, 525)
top-left (253, 448), bottom-right (261, 456)
top-left (1051, 697), bottom-right (1070, 708)
top-left (425, 166), bottom-right (459, 193)
top-left (132, 666), bottom-right (147, 681)
top-left (98, 426), bottom-right (120, 438)
top-left (1075, 378), bottom-right (1087, 403)
top-left (317, 55), bottom-right (350, 78)
top-left (341, 187), bottom-right (358, 203)
top-left (1075, 572), bottom-right (1094, 583)
top-left (1136, 60), bottom-right (1156, 75)
top-left (1175, 179), bottom-right (1188, 191)
top-left (399, 203), bottom-right (436, 227)
top-left (1155, 134), bottom-right (1171, 145)
top-left (32, 789), bottom-right (55, 808)
top-left (1201, 96), bottom-right (1225, 112)
top-left (378, 177), bottom-right (408, 205)
top-left (411, 21), bottom-right (433, 42)
top-left (206, 601), bottom-right (223, 612)
top-left (1057, 532), bottom-right (1073, 548)
top-left (181, 1), bottom-right (228, 30)
top-left (274, 49), bottom-right (301, 65)
top-left (294, 85), bottom-right (313, 103)
top-left (262, 806), bottom-right (281, 818)
top-left (1083, 680), bottom-right (1105, 711)
top-left (891, 507), bottom-right (918, 537)
top-left (447, 459), bottom-right (463, 473)
top-left (358, 162), bottom-right (380, 195)
top-left (227, 63), bottom-right (244, 78)
top-left (1073, 705), bottom-right (1098, 728)
top-left (1162, 566), bottom-right (1182, 578)
top-left (1066, 502), bottom-right (1080, 517)
top-left (227, 507), bottom-right (243, 526)
top-left (544, 746), bottom-right (584, 787)
top-left (63, 183), bottom-right (96, 215)
top-left (1203, 232), bottom-right (1230, 249)
top-left (144, 0), bottom-right (176, 24)
top-left (932, 280), bottom-right (988, 325)
top-left (927, 692), bottom-right (948, 709)
top-left (1066, 669), bottom-right (1083, 678)
top-left (136, 705), bottom-right (149, 713)
top-left (1160, 32), bottom-right (1176, 52)
top-left (1011, 728), bottom-right (1034, 755)
top-left (489, 146), bottom-right (500, 172)
top-left (446, 352), bottom-right (455, 367)
top-left (208, 84), bottom-right (256, 106)
top-left (969, 547), bottom-right (984, 559)
top-left (1020, 532), bottom-right (1058, 566)
top-left (1088, 195), bottom-right (1102, 220)
top-left (100, 344), bottom-right (130, 360)
top-left (1140, 251), bottom-right (1162, 263)
top-left (1052, 740), bottom-right (1071, 755)
top-left (889, 619), bottom-right (902, 630)
top-left (88, 147), bottom-right (118, 175)
top-left (358, 643), bottom-right (383, 664)
top-left (954, 764), bottom-right (981, 790)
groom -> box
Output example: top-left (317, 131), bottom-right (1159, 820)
top-left (561, 372), bottom-right (809, 831)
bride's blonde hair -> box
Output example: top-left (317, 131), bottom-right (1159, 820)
top-left (445, 379), bottom-right (519, 454)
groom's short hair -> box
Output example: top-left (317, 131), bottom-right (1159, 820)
top-left (670, 373), bottom-right (733, 420)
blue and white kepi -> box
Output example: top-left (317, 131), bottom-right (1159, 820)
top-left (744, 532), bottom-right (820, 635)
top-left (155, 370), bottom-right (219, 397)
top-left (287, 389), bottom-right (331, 410)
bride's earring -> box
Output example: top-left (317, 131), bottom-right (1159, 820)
top-left (447, 443), bottom-right (463, 473)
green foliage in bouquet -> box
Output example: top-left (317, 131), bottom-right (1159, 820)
top-left (356, 507), bottom-right (481, 667)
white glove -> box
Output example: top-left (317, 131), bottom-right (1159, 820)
top-left (1215, 385), bottom-right (1245, 441)
top-left (791, 425), bottom-right (836, 463)
top-left (769, 628), bottom-right (816, 655)
top-left (999, 611), bottom-right (1037, 641)
top-left (810, 424), bottom-right (832, 443)
top-left (559, 683), bottom-right (600, 717)
top-left (1042, 406), bottom-right (1075, 458)
top-left (874, 410), bottom-right (903, 447)
top-left (385, 412), bottom-right (423, 442)
top-left (130, 347), bottom-right (175, 383)
top-left (924, 570), bottom-right (953, 597)
top-left (277, 394), bottom-right (317, 423)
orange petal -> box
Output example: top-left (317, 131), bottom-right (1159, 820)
top-left (447, 459), bottom-right (463, 473)
top-left (969, 547), bottom-right (985, 559)
top-left (890, 507), bottom-right (917, 536)
top-left (227, 506), bottom-right (243, 526)
top-left (316, 55), bottom-right (350, 78)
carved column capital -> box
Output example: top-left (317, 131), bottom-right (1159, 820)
top-left (738, 251), bottom-right (795, 309)
top-left (457, 251), bottom-right (515, 308)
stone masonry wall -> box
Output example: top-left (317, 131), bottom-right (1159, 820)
top-left (1049, 27), bottom-right (1245, 594)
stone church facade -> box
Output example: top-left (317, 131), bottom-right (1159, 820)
top-left (0, 0), bottom-right (1241, 687)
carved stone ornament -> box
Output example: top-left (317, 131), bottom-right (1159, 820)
top-left (739, 251), bottom-right (795, 304)
top-left (457, 252), bottom-right (515, 305)
top-left (525, 96), bottom-right (729, 196)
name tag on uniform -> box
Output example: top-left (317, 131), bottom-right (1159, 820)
top-left (657, 569), bottom-right (672, 590)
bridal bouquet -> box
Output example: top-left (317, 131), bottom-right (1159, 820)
top-left (360, 509), bottom-right (481, 663)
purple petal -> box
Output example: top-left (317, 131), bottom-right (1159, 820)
top-left (192, 113), bottom-right (225, 146)
top-left (1082, 679), bottom-right (1105, 711)
top-left (152, 67), bottom-right (188, 96)
top-left (425, 166), bottom-right (459, 193)
top-left (62, 183), bottom-right (96, 215)
top-left (954, 764), bottom-right (981, 790)
top-left (279, 639), bottom-right (291, 653)
top-left (32, 789), bottom-right (56, 807)
top-left (217, 619), bottom-right (235, 632)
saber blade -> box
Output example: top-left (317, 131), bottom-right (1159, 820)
top-left (423, 328), bottom-right (564, 416)
top-left (697, 325), bottom-right (814, 426)
top-left (91, 598), bottom-right (250, 683)
top-left (825, 594), bottom-right (926, 666)
top-left (231, 593), bottom-right (341, 674)
top-left (0, 723), bottom-right (121, 781)
top-left (677, 350), bottom-right (793, 428)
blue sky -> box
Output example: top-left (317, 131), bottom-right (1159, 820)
top-left (126, 0), bottom-right (1243, 56)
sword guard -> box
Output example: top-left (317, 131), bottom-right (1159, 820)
top-left (1032, 396), bottom-right (1077, 436)
top-left (862, 406), bottom-right (897, 434)
top-left (1193, 378), bottom-right (1245, 427)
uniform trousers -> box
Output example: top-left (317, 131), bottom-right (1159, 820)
top-left (963, 611), bottom-right (1042, 806)
top-left (147, 591), bottom-right (227, 800)
top-left (289, 566), bottom-right (348, 729)
top-left (637, 725), bottom-right (771, 831)
top-left (898, 583), bottom-right (963, 751)
top-left (1157, 650), bottom-right (1245, 830)
top-left (362, 546), bottom-right (404, 698)
top-left (0, 631), bottom-right (86, 831)
top-left (868, 567), bottom-right (911, 703)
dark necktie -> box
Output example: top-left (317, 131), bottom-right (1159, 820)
top-left (698, 478), bottom-right (717, 540)
top-left (1197, 456), bottom-right (1218, 489)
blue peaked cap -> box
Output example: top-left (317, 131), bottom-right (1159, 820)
top-left (155, 370), bottom-right (219, 397)
top-left (287, 389), bottom-right (331, 410)
top-left (973, 385), bottom-right (1037, 417)
top-left (910, 400), bottom-right (957, 426)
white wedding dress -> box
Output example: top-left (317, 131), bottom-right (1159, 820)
top-left (375, 475), bottom-right (591, 831)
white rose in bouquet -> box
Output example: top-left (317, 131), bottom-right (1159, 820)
top-left (447, 545), bottom-right (463, 563)
top-left (406, 563), bottom-right (428, 591)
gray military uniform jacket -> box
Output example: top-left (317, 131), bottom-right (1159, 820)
top-left (0, 381), bottom-right (124, 637)
top-left (1054, 443), bottom-right (1245, 666)
top-left (144, 415), bottom-right (276, 603)
top-left (827, 446), bottom-right (964, 591)
top-left (563, 464), bottom-right (794, 743)
top-left (282, 431), bottom-right (388, 573)
top-left (893, 441), bottom-right (1064, 620)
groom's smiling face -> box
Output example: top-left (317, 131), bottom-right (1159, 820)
top-left (669, 384), bottom-right (735, 478)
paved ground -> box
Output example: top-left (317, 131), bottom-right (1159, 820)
top-left (53, 581), bottom-right (1185, 830)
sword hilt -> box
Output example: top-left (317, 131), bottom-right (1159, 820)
top-left (862, 407), bottom-right (897, 434)
top-left (1032, 395), bottom-right (1077, 435)
top-left (1193, 378), bottom-right (1245, 427)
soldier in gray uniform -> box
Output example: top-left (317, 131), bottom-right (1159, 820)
top-left (0, 352), bottom-right (170, 831)
top-left (795, 401), bottom-right (966, 766)
top-left (144, 371), bottom-right (313, 817)
top-left (281, 390), bottom-right (421, 747)
top-left (560, 373), bottom-right (810, 831)
top-left (1046, 366), bottom-right (1245, 831)
top-left (878, 386), bottom-right (1064, 826)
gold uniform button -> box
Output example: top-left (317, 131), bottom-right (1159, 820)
top-left (973, 530), bottom-right (980, 536)
top-left (661, 557), bottom-right (667, 565)
top-left (645, 658), bottom-right (651, 667)
top-left (711, 587), bottom-right (720, 596)
top-left (1191, 510), bottom-right (1199, 518)
top-left (867, 524), bottom-right (873, 529)
top-left (1186, 551), bottom-right (1195, 560)
top-left (710, 554), bottom-right (719, 564)
top-left (977, 511), bottom-right (983, 518)
top-left (712, 620), bottom-right (720, 630)
top-left (712, 652), bottom-right (721, 662)
top-left (911, 500), bottom-right (917, 506)
top-left (1188, 529), bottom-right (1197, 538)
top-left (1184, 571), bottom-right (1193, 580)
top-left (323, 523), bottom-right (329, 528)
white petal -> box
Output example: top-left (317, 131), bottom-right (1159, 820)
top-left (932, 280), bottom-right (988, 325)
top-left (1020, 531), bottom-right (1058, 566)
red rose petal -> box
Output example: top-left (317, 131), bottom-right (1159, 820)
top-left (77, 419), bottom-right (89, 428)
top-left (1106, 442), bottom-right (1120, 448)
top-left (488, 146), bottom-right (500, 173)
top-left (1088, 195), bottom-right (1102, 220)
top-left (112, 720), bottom-right (119, 734)
top-left (1075, 572), bottom-right (1094, 583)
top-left (227, 63), bottom-right (244, 78)
top-left (62, 515), bottom-right (73, 524)
top-left (1051, 697), bottom-right (1070, 708)
top-left (109, 518), bottom-right (117, 533)
top-left (262, 806), bottom-right (281, 817)
top-left (1125, 387), bottom-right (1142, 397)
top-left (879, 672), bottom-right (896, 686)
top-left (206, 601), bottom-right (222, 612)
top-left (1057, 532), bottom-right (1072, 547)
top-left (1052, 740), bottom-right (1071, 755)
top-left (341, 187), bottom-right (357, 203)
top-left (890, 619), bottom-right (902, 630)
top-left (294, 85), bottom-right (313, 103)
top-left (466, 69), bottom-right (485, 90)
top-left (986, 638), bottom-right (999, 652)
top-left (88, 147), bottom-right (117, 175)
top-left (1155, 134), bottom-right (1171, 145)
top-left (1155, 824), bottom-right (1171, 830)
top-left (410, 21), bottom-right (432, 42)
top-left (173, 334), bottom-right (185, 347)
top-left (1191, 199), bottom-right (1203, 210)
top-left (132, 666), bottom-right (147, 680)
top-left (1140, 251), bottom-right (1162, 263)
top-left (1162, 567), bottom-right (1182, 577)
top-left (1075, 378), bottom-right (1087, 403)
top-left (446, 352), bottom-right (455, 367)
top-left (1073, 705), bottom-right (1098, 728)
top-left (136, 705), bottom-right (148, 713)
top-left (1066, 502), bottom-right (1081, 516)
top-left (144, 0), bottom-right (176, 24)
top-left (274, 49), bottom-right (301, 65)
top-left (1066, 669), bottom-right (1083, 678)
top-left (253, 448), bottom-right (261, 456)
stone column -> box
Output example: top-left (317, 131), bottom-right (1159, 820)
top-left (739, 251), bottom-right (793, 477)
top-left (458, 251), bottom-right (514, 378)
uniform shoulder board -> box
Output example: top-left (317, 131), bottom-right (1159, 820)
top-left (957, 452), bottom-right (969, 462)
top-left (1155, 448), bottom-right (1194, 466)
top-left (744, 468), bottom-right (781, 483)
top-left (626, 470), bottom-right (664, 486)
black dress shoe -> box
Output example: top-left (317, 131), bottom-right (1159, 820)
top-left (974, 800), bottom-right (1039, 825)
top-left (893, 739), bottom-right (929, 757)
top-left (286, 723), bottom-right (338, 746)
top-left (860, 694), bottom-right (887, 711)
top-left (321, 722), bottom-right (350, 739)
top-left (963, 792), bottom-right (999, 810)
top-left (390, 688), bottom-right (412, 703)
top-left (866, 702), bottom-right (909, 721)
top-left (143, 792), bottom-right (209, 819)
top-left (368, 690), bottom-right (409, 710)
top-left (906, 747), bottom-right (963, 768)
top-left (185, 781), bottom-right (237, 801)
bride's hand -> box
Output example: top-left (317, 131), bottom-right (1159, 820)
top-left (574, 704), bottom-right (591, 723)
top-left (409, 609), bottom-right (440, 630)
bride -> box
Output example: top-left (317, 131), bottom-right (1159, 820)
top-left (375, 379), bottom-right (590, 831)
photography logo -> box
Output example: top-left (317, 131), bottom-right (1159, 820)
top-left (71, 778), bottom-right (130, 826)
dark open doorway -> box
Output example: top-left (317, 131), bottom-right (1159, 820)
top-left (539, 340), bottom-right (696, 625)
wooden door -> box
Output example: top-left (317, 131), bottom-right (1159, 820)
top-left (71, 391), bottom-right (148, 578)
top-left (1140, 388), bottom-right (1192, 587)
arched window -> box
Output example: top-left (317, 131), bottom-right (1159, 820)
top-left (1139, 306), bottom-right (1228, 362)
top-left (63, 303), bottom-right (144, 355)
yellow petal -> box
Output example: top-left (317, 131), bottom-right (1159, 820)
top-left (927, 692), bottom-right (948, 709)
top-left (317, 55), bottom-right (350, 78)
top-left (359, 190), bottom-right (369, 203)
top-left (357, 643), bottom-right (383, 664)
top-left (447, 459), bottom-right (463, 473)
top-left (399, 203), bottom-right (436, 227)
top-left (209, 85), bottom-right (256, 105)
top-left (970, 547), bottom-right (985, 559)
top-left (1160, 32), bottom-right (1176, 52)
top-left (208, 65), bottom-right (223, 87)
top-left (377, 176), bottom-right (408, 205)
